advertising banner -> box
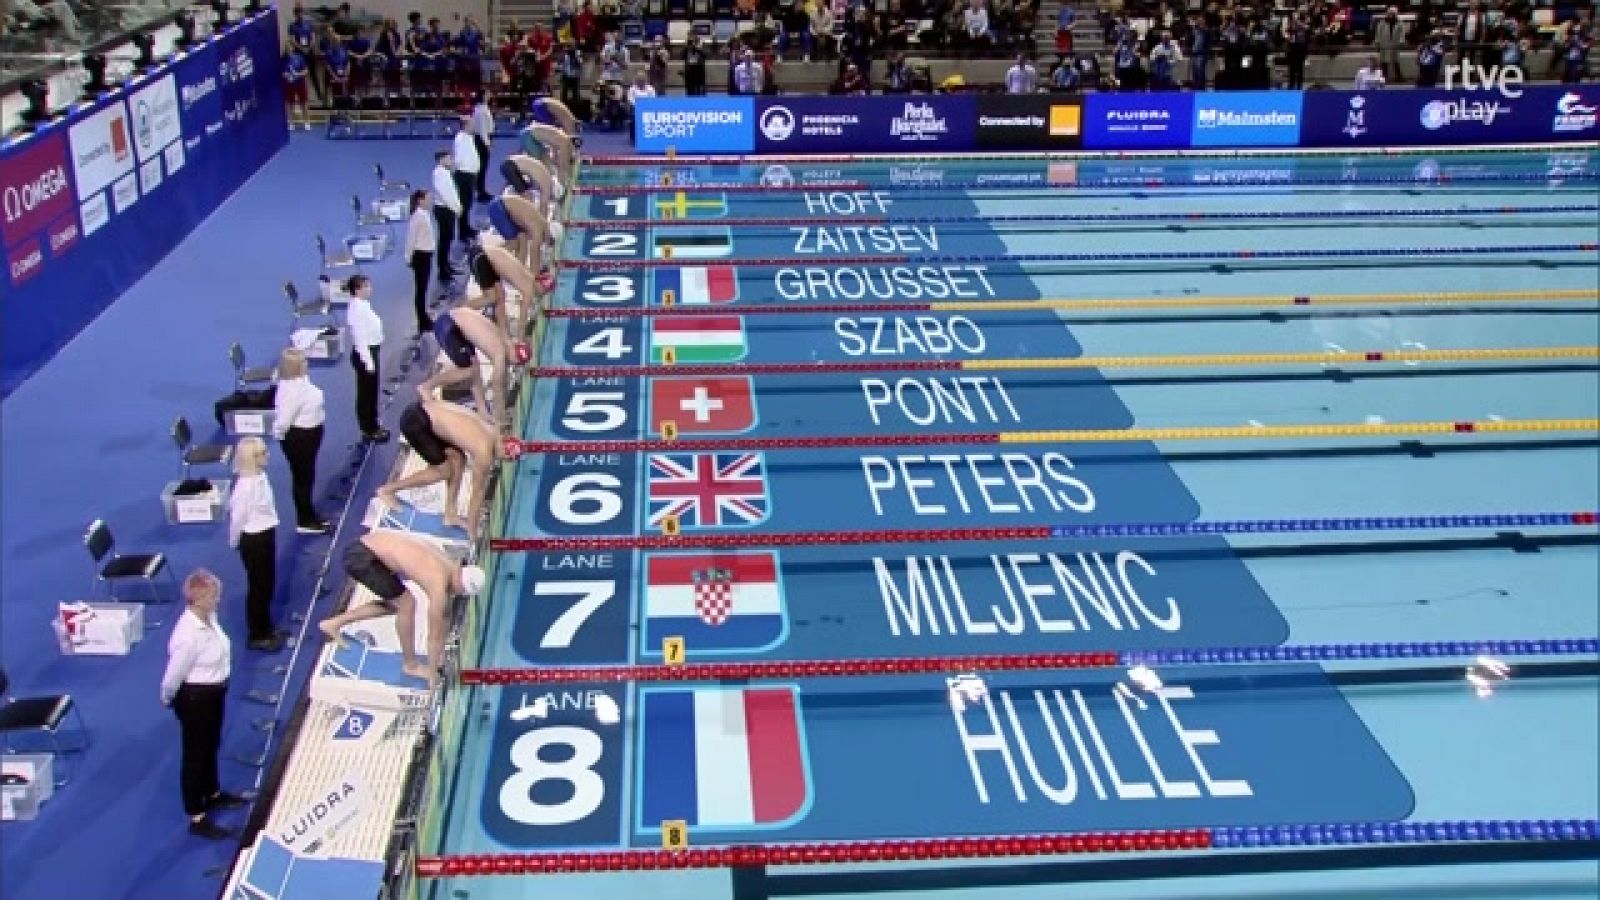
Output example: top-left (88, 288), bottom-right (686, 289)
top-left (973, 94), bottom-right (1084, 149)
top-left (1190, 90), bottom-right (1303, 146)
top-left (1083, 92), bottom-right (1192, 149)
top-left (1301, 84), bottom-right (1598, 147)
top-left (0, 131), bottom-right (75, 283)
top-left (753, 95), bottom-right (977, 153)
top-left (635, 97), bottom-right (756, 154)
top-left (0, 9), bottom-right (287, 397)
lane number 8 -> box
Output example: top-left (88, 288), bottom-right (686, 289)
top-left (499, 727), bottom-right (605, 826)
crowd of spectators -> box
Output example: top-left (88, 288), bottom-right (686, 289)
top-left (1072, 1), bottom-right (1593, 92)
top-left (273, 0), bottom-right (1593, 131)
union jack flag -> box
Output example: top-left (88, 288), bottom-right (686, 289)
top-left (647, 453), bottom-right (769, 530)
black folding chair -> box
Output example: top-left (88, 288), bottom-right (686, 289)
top-left (172, 416), bottom-right (231, 480)
top-left (0, 668), bottom-right (89, 786)
top-left (84, 519), bottom-right (176, 605)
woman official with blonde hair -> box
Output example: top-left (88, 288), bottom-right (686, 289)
top-left (228, 437), bottom-right (284, 652)
top-left (273, 347), bottom-right (330, 535)
top-left (160, 569), bottom-right (246, 839)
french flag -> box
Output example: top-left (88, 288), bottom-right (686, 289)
top-left (640, 686), bottom-right (809, 830)
top-left (657, 266), bottom-right (737, 305)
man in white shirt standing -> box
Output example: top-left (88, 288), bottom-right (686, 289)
top-left (345, 274), bottom-right (391, 443)
top-left (451, 110), bottom-right (482, 247)
top-left (1005, 52), bottom-right (1038, 93)
top-left (471, 93), bottom-right (495, 203)
top-left (161, 569), bottom-right (247, 839)
top-left (431, 151), bottom-right (461, 285)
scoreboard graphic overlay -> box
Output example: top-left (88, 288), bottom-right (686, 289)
top-left (448, 155), bottom-right (1600, 860)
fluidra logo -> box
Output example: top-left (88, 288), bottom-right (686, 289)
top-left (1343, 95), bottom-right (1367, 138)
top-left (890, 102), bottom-right (948, 141)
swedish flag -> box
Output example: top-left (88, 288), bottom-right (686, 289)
top-left (655, 191), bottom-right (729, 220)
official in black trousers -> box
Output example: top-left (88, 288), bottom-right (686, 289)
top-left (160, 569), bottom-right (246, 840)
top-left (404, 190), bottom-right (436, 334)
top-left (430, 152), bottom-right (460, 284)
top-left (227, 437), bottom-right (284, 651)
top-left (471, 93), bottom-right (495, 202)
top-left (345, 274), bottom-right (391, 442)
top-left (451, 112), bottom-right (482, 245)
top-left (272, 347), bottom-right (330, 534)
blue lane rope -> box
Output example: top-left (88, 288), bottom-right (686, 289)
top-left (1050, 512), bottom-right (1597, 540)
top-left (594, 205), bottom-right (1600, 228)
top-left (566, 243), bottom-right (1600, 270)
top-left (1211, 819), bottom-right (1598, 848)
top-left (1125, 638), bottom-right (1600, 667)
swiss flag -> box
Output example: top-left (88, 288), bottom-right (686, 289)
top-left (650, 377), bottom-right (756, 435)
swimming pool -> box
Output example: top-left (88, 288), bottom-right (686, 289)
top-left (419, 147), bottom-right (1599, 900)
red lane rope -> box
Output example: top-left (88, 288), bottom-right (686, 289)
top-left (544, 302), bottom-right (938, 318)
top-left (569, 216), bottom-right (893, 228)
top-left (461, 651), bottom-right (1122, 685)
top-left (576, 181), bottom-right (869, 194)
top-left (532, 361), bottom-right (964, 378)
top-left (493, 527), bottom-right (1055, 553)
top-left (509, 433), bottom-right (994, 455)
top-left (415, 829), bottom-right (1214, 876)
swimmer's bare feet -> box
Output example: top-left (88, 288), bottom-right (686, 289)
top-left (403, 661), bottom-right (437, 685)
top-left (375, 486), bottom-right (398, 509)
top-left (318, 620), bottom-right (347, 648)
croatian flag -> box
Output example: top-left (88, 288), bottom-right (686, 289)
top-left (644, 552), bottom-right (784, 654)
top-left (639, 686), bottom-right (808, 829)
top-left (656, 266), bottom-right (738, 305)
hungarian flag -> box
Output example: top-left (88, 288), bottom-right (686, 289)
top-left (656, 266), bottom-right (738, 306)
top-left (639, 686), bottom-right (808, 830)
top-left (650, 315), bottom-right (746, 363)
top-left (650, 377), bottom-right (756, 434)
top-left (643, 551), bottom-right (784, 653)
top-left (653, 227), bottom-right (733, 259)
top-left (654, 191), bottom-right (729, 220)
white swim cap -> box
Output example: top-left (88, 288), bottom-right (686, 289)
top-left (459, 565), bottom-right (487, 595)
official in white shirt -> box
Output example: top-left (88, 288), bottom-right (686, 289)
top-left (272, 347), bottom-right (329, 534)
top-left (1354, 54), bottom-right (1386, 90)
top-left (471, 93), bottom-right (495, 202)
top-left (160, 569), bottom-right (246, 840)
top-left (345, 274), bottom-right (391, 442)
top-left (227, 437), bottom-right (284, 651)
top-left (451, 112), bottom-right (482, 246)
top-left (405, 190), bottom-right (436, 334)
top-left (431, 151), bottom-right (460, 284)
